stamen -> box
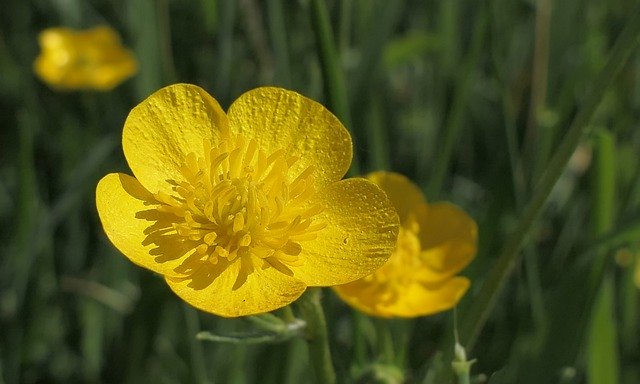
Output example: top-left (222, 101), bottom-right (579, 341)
top-left (239, 233), bottom-right (252, 247)
top-left (233, 213), bottom-right (245, 233)
top-left (204, 232), bottom-right (217, 245)
top-left (281, 241), bottom-right (302, 256)
top-left (147, 133), bottom-right (326, 289)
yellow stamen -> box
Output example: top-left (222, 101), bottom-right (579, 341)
top-left (146, 135), bottom-right (325, 288)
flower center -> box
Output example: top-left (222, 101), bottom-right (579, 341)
top-left (145, 136), bottom-right (325, 289)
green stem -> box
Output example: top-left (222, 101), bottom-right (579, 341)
top-left (452, 367), bottom-right (471, 384)
top-left (280, 305), bottom-right (297, 323)
top-left (525, 0), bottom-right (552, 186)
top-left (183, 305), bottom-right (209, 383)
top-left (394, 320), bottom-right (413, 369)
top-left (586, 129), bottom-right (619, 384)
top-left (374, 318), bottom-right (394, 363)
top-left (297, 288), bottom-right (336, 384)
top-left (458, 4), bottom-right (640, 350)
top-left (352, 311), bottom-right (369, 366)
top-left (310, 0), bottom-right (360, 176)
top-left (451, 340), bottom-right (474, 384)
top-left (590, 129), bottom-right (616, 277)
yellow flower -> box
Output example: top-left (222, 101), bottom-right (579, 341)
top-left (34, 26), bottom-right (137, 90)
top-left (333, 171), bottom-right (477, 318)
top-left (96, 84), bottom-right (399, 317)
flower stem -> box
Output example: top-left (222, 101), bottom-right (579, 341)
top-left (297, 288), bottom-right (336, 384)
top-left (183, 305), bottom-right (209, 383)
top-left (373, 318), bottom-right (394, 363)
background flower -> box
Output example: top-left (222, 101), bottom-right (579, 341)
top-left (96, 84), bottom-right (399, 317)
top-left (34, 26), bottom-right (137, 90)
top-left (333, 171), bottom-right (477, 318)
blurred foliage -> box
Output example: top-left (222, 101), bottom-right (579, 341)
top-left (1, 0), bottom-right (640, 383)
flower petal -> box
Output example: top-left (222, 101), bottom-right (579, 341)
top-left (334, 277), bottom-right (470, 318)
top-left (416, 202), bottom-right (477, 278)
top-left (391, 277), bottom-right (470, 317)
top-left (290, 178), bottom-right (400, 286)
top-left (367, 171), bottom-right (427, 223)
top-left (123, 84), bottom-right (229, 194)
top-left (165, 258), bottom-right (306, 317)
top-left (34, 27), bottom-right (137, 91)
top-left (96, 173), bottom-right (189, 275)
top-left (227, 87), bottom-right (352, 187)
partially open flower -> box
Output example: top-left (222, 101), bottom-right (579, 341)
top-left (96, 84), bottom-right (399, 317)
top-left (333, 171), bottom-right (477, 318)
top-left (34, 26), bottom-right (137, 90)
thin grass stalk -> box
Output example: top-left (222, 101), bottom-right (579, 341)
top-left (184, 305), bottom-right (209, 383)
top-left (502, 90), bottom-right (527, 209)
top-left (586, 129), bottom-right (619, 384)
top-left (525, 0), bottom-right (553, 186)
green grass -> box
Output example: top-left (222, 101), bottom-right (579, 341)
top-left (2, 0), bottom-right (640, 383)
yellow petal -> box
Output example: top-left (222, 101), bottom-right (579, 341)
top-left (334, 276), bottom-right (470, 318)
top-left (290, 178), bottom-right (400, 286)
top-left (367, 171), bottom-right (427, 223)
top-left (37, 27), bottom-right (73, 49)
top-left (123, 84), bottom-right (229, 194)
top-left (81, 27), bottom-right (137, 90)
top-left (96, 173), bottom-right (189, 275)
top-left (227, 87), bottom-right (352, 187)
top-left (165, 257), bottom-right (307, 317)
top-left (416, 202), bottom-right (477, 278)
top-left (391, 277), bottom-right (470, 317)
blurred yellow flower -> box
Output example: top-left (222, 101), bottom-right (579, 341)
top-left (333, 171), bottom-right (477, 318)
top-left (34, 26), bottom-right (137, 90)
top-left (96, 84), bottom-right (399, 317)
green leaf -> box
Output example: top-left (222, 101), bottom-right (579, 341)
top-left (197, 318), bottom-right (306, 345)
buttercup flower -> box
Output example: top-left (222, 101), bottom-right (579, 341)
top-left (333, 171), bottom-right (477, 318)
top-left (96, 84), bottom-right (399, 317)
top-left (34, 26), bottom-right (137, 90)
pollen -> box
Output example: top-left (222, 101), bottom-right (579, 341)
top-left (148, 136), bottom-right (324, 289)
